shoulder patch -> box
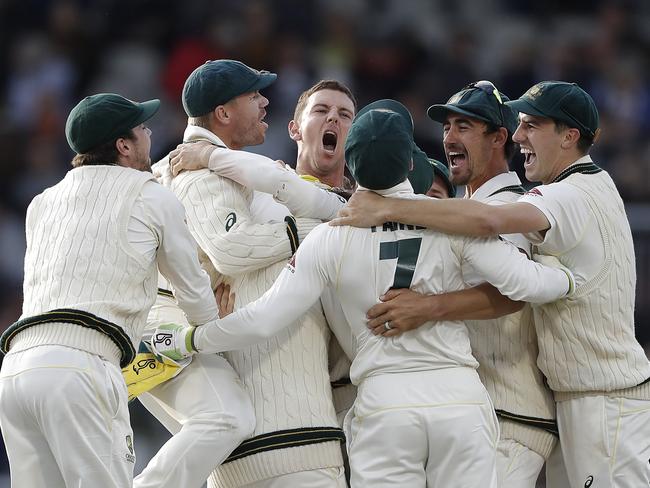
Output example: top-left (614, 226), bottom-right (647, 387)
top-left (225, 212), bottom-right (237, 231)
top-left (525, 187), bottom-right (543, 196)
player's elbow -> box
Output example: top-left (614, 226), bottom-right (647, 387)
top-left (475, 213), bottom-right (502, 237)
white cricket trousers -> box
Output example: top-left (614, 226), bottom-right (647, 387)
top-left (345, 367), bottom-right (499, 488)
top-left (496, 439), bottom-right (545, 488)
top-left (555, 395), bottom-right (650, 488)
top-left (0, 345), bottom-right (134, 488)
top-left (135, 353), bottom-right (255, 488)
top-left (240, 466), bottom-right (347, 487)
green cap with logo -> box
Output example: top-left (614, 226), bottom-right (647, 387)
top-left (506, 81), bottom-right (599, 138)
top-left (430, 158), bottom-right (456, 197)
top-left (65, 93), bottom-right (160, 154)
top-left (345, 100), bottom-right (414, 191)
top-left (182, 59), bottom-right (277, 117)
top-left (427, 80), bottom-right (518, 134)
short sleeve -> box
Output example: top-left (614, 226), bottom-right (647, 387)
top-left (518, 183), bottom-right (592, 254)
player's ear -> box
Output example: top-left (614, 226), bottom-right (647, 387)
top-left (214, 105), bottom-right (230, 125)
top-left (115, 136), bottom-right (131, 157)
top-left (288, 120), bottom-right (302, 141)
top-left (560, 127), bottom-right (581, 150)
top-left (493, 126), bottom-right (508, 148)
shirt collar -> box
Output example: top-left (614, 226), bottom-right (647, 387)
top-left (469, 171), bottom-right (523, 201)
top-left (357, 179), bottom-right (415, 198)
top-left (183, 125), bottom-right (227, 147)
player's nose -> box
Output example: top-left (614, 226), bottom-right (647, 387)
top-left (512, 123), bottom-right (525, 143)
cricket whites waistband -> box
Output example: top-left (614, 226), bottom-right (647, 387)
top-left (0, 308), bottom-right (135, 368)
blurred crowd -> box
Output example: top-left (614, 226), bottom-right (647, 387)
top-left (1, 0), bottom-right (649, 484)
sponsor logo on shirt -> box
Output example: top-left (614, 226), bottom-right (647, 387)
top-left (287, 254), bottom-right (296, 273)
top-left (525, 187), bottom-right (543, 196)
top-left (125, 435), bottom-right (136, 463)
top-left (225, 212), bottom-right (237, 231)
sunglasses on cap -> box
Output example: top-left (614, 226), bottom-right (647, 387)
top-left (464, 80), bottom-right (505, 127)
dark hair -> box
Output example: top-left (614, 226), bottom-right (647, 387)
top-left (553, 120), bottom-right (594, 154)
top-left (293, 80), bottom-right (357, 122)
top-left (70, 129), bottom-right (135, 167)
top-left (484, 122), bottom-right (517, 162)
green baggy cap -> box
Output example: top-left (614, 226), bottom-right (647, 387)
top-left (427, 80), bottom-right (518, 134)
top-left (506, 81), bottom-right (599, 137)
top-left (345, 101), bottom-right (414, 191)
top-left (182, 59), bottom-right (277, 117)
top-left (65, 93), bottom-right (160, 154)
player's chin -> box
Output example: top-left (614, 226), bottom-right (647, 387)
top-left (524, 165), bottom-right (539, 182)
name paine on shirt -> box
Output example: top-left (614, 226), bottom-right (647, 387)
top-left (371, 222), bottom-right (427, 233)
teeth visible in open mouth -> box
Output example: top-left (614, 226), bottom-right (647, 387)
top-left (520, 147), bottom-right (535, 163)
top-left (448, 151), bottom-right (464, 167)
top-left (323, 131), bottom-right (337, 151)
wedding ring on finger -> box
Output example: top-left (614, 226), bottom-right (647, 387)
top-left (383, 321), bottom-right (393, 331)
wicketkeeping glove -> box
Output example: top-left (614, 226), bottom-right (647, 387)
top-left (150, 323), bottom-right (198, 363)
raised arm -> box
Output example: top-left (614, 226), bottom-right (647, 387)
top-left (169, 141), bottom-right (346, 220)
top-left (331, 190), bottom-right (550, 237)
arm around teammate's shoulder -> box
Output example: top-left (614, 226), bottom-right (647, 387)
top-left (181, 174), bottom-right (297, 276)
top-left (332, 191), bottom-right (550, 237)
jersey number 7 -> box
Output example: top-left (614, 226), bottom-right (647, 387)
top-left (379, 238), bottom-right (422, 289)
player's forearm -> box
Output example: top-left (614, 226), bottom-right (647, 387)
top-left (191, 217), bottom-right (320, 276)
top-left (383, 198), bottom-right (498, 237)
top-left (193, 266), bottom-right (322, 352)
top-left (471, 237), bottom-right (572, 303)
top-left (208, 150), bottom-right (345, 220)
top-left (433, 283), bottom-right (524, 321)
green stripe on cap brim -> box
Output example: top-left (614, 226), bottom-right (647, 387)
top-left (427, 104), bottom-right (494, 126)
top-left (504, 98), bottom-right (548, 118)
top-left (356, 99), bottom-right (414, 134)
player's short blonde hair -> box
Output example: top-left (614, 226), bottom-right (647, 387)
top-left (293, 80), bottom-right (357, 122)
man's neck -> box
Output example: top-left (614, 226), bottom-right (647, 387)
top-left (465, 165), bottom-right (509, 198)
top-left (296, 160), bottom-right (344, 188)
top-left (543, 152), bottom-right (586, 184)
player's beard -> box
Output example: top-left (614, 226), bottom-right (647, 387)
top-left (133, 152), bottom-right (153, 173)
top-left (232, 116), bottom-right (266, 149)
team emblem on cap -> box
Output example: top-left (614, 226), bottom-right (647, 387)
top-left (524, 83), bottom-right (543, 100)
top-left (447, 92), bottom-right (463, 104)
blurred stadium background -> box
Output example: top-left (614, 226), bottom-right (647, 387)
top-left (0, 0), bottom-right (649, 486)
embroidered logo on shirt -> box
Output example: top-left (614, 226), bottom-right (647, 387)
top-left (225, 212), bottom-right (237, 231)
top-left (125, 435), bottom-right (136, 463)
top-left (525, 187), bottom-right (543, 196)
top-left (584, 475), bottom-right (593, 487)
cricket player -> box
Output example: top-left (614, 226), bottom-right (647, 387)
top-left (332, 81), bottom-right (650, 488)
top-left (408, 145), bottom-right (455, 199)
top-left (146, 63), bottom-right (353, 488)
top-left (370, 81), bottom-right (558, 488)
top-left (151, 102), bottom-right (576, 488)
top-left (0, 94), bottom-right (223, 488)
